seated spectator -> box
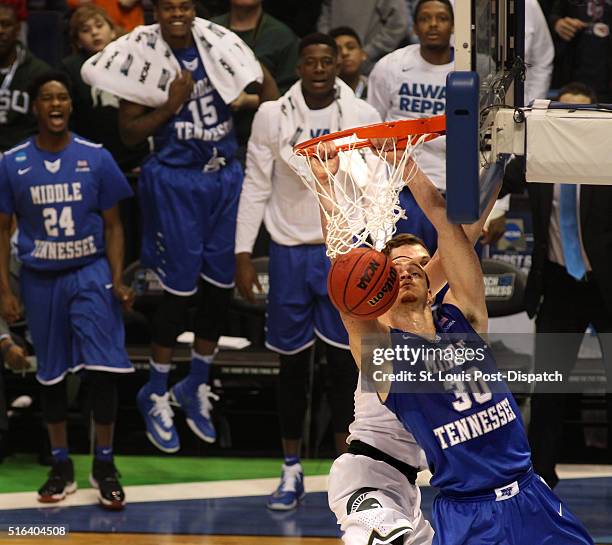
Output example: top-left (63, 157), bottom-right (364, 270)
top-left (66, 0), bottom-right (144, 32)
top-left (0, 0), bottom-right (49, 151)
top-left (212, 0), bottom-right (294, 155)
top-left (549, 0), bottom-right (612, 102)
top-left (60, 4), bottom-right (148, 170)
top-left (329, 26), bottom-right (368, 98)
top-left (317, 0), bottom-right (409, 73)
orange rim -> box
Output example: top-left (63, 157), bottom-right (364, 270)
top-left (294, 115), bottom-right (446, 156)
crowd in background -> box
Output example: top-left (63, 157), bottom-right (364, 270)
top-left (0, 0), bottom-right (611, 516)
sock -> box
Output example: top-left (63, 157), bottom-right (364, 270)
top-left (186, 351), bottom-right (213, 385)
top-left (95, 445), bottom-right (113, 462)
top-left (148, 359), bottom-right (171, 394)
top-left (51, 447), bottom-right (69, 463)
top-left (284, 456), bottom-right (300, 467)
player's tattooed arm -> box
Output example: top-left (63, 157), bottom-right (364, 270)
top-left (102, 206), bottom-right (135, 311)
top-left (118, 70), bottom-right (195, 146)
top-left (0, 213), bottom-right (20, 323)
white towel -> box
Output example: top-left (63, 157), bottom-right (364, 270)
top-left (279, 78), bottom-right (362, 167)
top-left (81, 18), bottom-right (263, 108)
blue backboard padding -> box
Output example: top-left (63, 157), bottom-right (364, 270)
top-left (446, 71), bottom-right (480, 223)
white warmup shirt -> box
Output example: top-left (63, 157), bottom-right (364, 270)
top-left (368, 44), bottom-right (451, 191)
top-left (235, 97), bottom-right (381, 253)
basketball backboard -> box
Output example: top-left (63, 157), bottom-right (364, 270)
top-left (446, 0), bottom-right (525, 223)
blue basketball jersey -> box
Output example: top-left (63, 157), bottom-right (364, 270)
top-left (0, 135), bottom-right (133, 271)
top-left (384, 304), bottom-right (532, 495)
top-left (153, 47), bottom-right (237, 168)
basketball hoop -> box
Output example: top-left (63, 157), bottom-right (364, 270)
top-left (291, 116), bottom-right (446, 259)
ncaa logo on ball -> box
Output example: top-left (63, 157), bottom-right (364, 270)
top-left (357, 260), bottom-right (380, 290)
top-left (368, 267), bottom-right (398, 307)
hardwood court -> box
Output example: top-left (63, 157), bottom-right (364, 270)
top-left (4, 534), bottom-right (610, 545)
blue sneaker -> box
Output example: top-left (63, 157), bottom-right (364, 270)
top-left (136, 386), bottom-right (180, 453)
top-left (267, 463), bottom-right (305, 511)
top-left (170, 380), bottom-right (219, 443)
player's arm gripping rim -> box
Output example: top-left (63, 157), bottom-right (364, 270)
top-left (424, 181), bottom-right (501, 299)
top-left (103, 206), bottom-right (135, 311)
top-left (0, 212), bottom-right (20, 324)
top-left (307, 141), bottom-right (390, 369)
top-left (396, 152), bottom-right (488, 333)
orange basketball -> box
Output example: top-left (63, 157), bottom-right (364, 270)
top-left (327, 248), bottom-right (399, 320)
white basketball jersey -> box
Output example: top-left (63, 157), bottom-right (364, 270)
top-left (367, 44), bottom-right (452, 191)
top-left (348, 374), bottom-right (426, 469)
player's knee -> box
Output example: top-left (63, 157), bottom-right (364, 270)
top-left (152, 291), bottom-right (191, 347)
top-left (87, 371), bottom-right (118, 425)
top-left (193, 281), bottom-right (233, 342)
top-left (279, 351), bottom-right (311, 387)
top-left (41, 381), bottom-right (68, 423)
top-left (326, 345), bottom-right (358, 385)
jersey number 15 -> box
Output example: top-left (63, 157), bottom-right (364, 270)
top-left (187, 95), bottom-right (218, 126)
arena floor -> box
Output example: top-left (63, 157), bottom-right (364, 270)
top-left (0, 457), bottom-right (611, 544)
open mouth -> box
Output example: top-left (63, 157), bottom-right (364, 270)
top-left (48, 111), bottom-right (66, 127)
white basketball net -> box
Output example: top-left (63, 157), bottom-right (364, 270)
top-left (292, 135), bottom-right (430, 259)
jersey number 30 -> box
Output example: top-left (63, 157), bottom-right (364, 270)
top-left (43, 207), bottom-right (75, 237)
top-left (451, 367), bottom-right (492, 412)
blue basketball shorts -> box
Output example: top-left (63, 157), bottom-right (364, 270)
top-left (139, 156), bottom-right (243, 295)
top-left (20, 258), bottom-right (133, 385)
top-left (265, 242), bottom-right (349, 354)
top-left (433, 470), bottom-right (593, 545)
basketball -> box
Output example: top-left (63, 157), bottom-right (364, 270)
top-left (327, 248), bottom-right (399, 320)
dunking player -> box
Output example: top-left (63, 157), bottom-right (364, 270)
top-left (0, 72), bottom-right (134, 509)
top-left (115, 0), bottom-right (277, 452)
top-left (328, 206), bottom-right (506, 542)
top-left (309, 142), bottom-right (594, 545)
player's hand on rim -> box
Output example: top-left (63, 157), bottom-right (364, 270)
top-left (306, 141), bottom-right (340, 185)
top-left (369, 137), bottom-right (421, 182)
